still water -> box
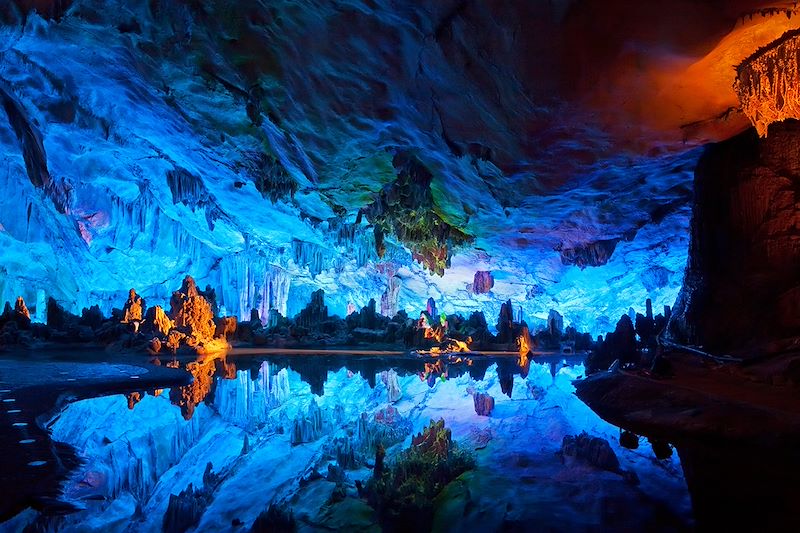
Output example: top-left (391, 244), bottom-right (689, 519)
top-left (1, 351), bottom-right (692, 532)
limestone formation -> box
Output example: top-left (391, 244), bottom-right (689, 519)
top-left (359, 152), bottom-right (473, 275)
top-left (547, 309), bottom-right (564, 337)
top-left (472, 271), bottom-right (494, 294)
top-left (560, 432), bottom-right (620, 473)
top-left (121, 288), bottom-right (144, 324)
top-left (169, 356), bottom-right (217, 419)
top-left (495, 300), bottom-right (515, 344)
top-left (146, 305), bottom-right (174, 337)
top-left (735, 29), bottom-right (800, 136)
top-left (214, 316), bottom-right (237, 340)
top-left (668, 122), bottom-right (800, 355)
top-left (379, 265), bottom-right (401, 318)
top-left (291, 399), bottom-right (325, 445)
top-left (473, 392), bottom-right (495, 416)
top-left (587, 314), bottom-right (638, 373)
top-left (170, 276), bottom-right (216, 343)
top-left (295, 289), bottom-right (328, 331)
top-left (381, 369), bottom-right (402, 403)
top-left (13, 297), bottom-right (30, 321)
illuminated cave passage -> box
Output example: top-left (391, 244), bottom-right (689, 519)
top-left (0, 1), bottom-right (799, 531)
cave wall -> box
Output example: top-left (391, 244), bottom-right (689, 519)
top-left (669, 121), bottom-right (800, 354)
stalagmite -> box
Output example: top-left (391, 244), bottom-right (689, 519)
top-left (121, 288), bottom-right (144, 325)
top-left (13, 296), bottom-right (30, 320)
top-left (147, 305), bottom-right (174, 337)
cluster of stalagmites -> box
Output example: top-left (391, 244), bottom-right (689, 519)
top-left (1, 279), bottom-right (599, 356)
top-left (237, 289), bottom-right (595, 355)
top-left (586, 298), bottom-right (671, 374)
top-left (0, 276), bottom-right (229, 353)
top-left (120, 275), bottom-right (227, 354)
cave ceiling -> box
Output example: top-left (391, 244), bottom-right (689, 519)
top-left (0, 0), bottom-right (796, 331)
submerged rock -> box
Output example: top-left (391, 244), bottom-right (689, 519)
top-left (559, 431), bottom-right (620, 473)
top-left (473, 392), bottom-right (495, 417)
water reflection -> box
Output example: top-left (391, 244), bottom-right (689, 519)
top-left (2, 351), bottom-right (692, 532)
top-left (148, 352), bottom-right (586, 420)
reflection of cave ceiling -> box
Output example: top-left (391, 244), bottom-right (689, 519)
top-left (0, 0), bottom-right (797, 332)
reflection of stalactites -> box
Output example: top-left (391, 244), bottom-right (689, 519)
top-left (296, 364), bottom-right (326, 397)
top-left (735, 28), bottom-right (800, 136)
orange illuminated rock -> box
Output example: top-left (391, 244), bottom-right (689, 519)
top-left (149, 337), bottom-right (162, 354)
top-left (147, 305), bottom-right (173, 337)
top-left (566, 1), bottom-right (800, 151)
top-left (170, 275), bottom-right (216, 342)
top-left (126, 392), bottom-right (142, 410)
top-left (735, 28), bottom-right (800, 136)
top-left (165, 329), bottom-right (186, 353)
top-left (121, 288), bottom-right (144, 323)
top-left (517, 325), bottom-right (532, 358)
top-left (13, 297), bottom-right (30, 320)
top-left (214, 316), bottom-right (237, 340)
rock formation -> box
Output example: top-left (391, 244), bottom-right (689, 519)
top-left (471, 271), bottom-right (494, 294)
top-left (587, 314), bottom-right (638, 373)
top-left (121, 288), bottom-right (144, 325)
top-left (669, 121), bottom-right (800, 355)
top-left (146, 305), bottom-right (174, 337)
top-left (559, 432), bottom-right (621, 474)
top-left (291, 399), bottom-right (325, 445)
top-left (735, 29), bottom-right (800, 136)
top-left (170, 276), bottom-right (217, 344)
top-left (380, 370), bottom-right (402, 403)
top-left (473, 392), bottom-right (494, 416)
top-left (295, 289), bottom-right (328, 331)
top-left (359, 152), bottom-right (473, 276)
top-left (162, 463), bottom-right (220, 533)
top-left (13, 297), bottom-right (30, 321)
top-left (547, 309), bottom-right (564, 337)
top-left (365, 418), bottom-right (474, 531)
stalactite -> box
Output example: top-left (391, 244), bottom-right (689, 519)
top-left (166, 167), bottom-right (209, 208)
top-left (0, 82), bottom-right (70, 213)
top-left (291, 239), bottom-right (330, 277)
top-left (241, 151), bottom-right (298, 203)
top-left (360, 151), bottom-right (473, 276)
top-left (557, 238), bottom-right (620, 268)
top-left (377, 263), bottom-right (401, 317)
top-left (218, 252), bottom-right (290, 320)
top-left (735, 28), bottom-right (800, 137)
top-left (329, 218), bottom-right (379, 267)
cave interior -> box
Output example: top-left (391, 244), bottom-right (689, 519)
top-left (0, 1), bottom-right (798, 532)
